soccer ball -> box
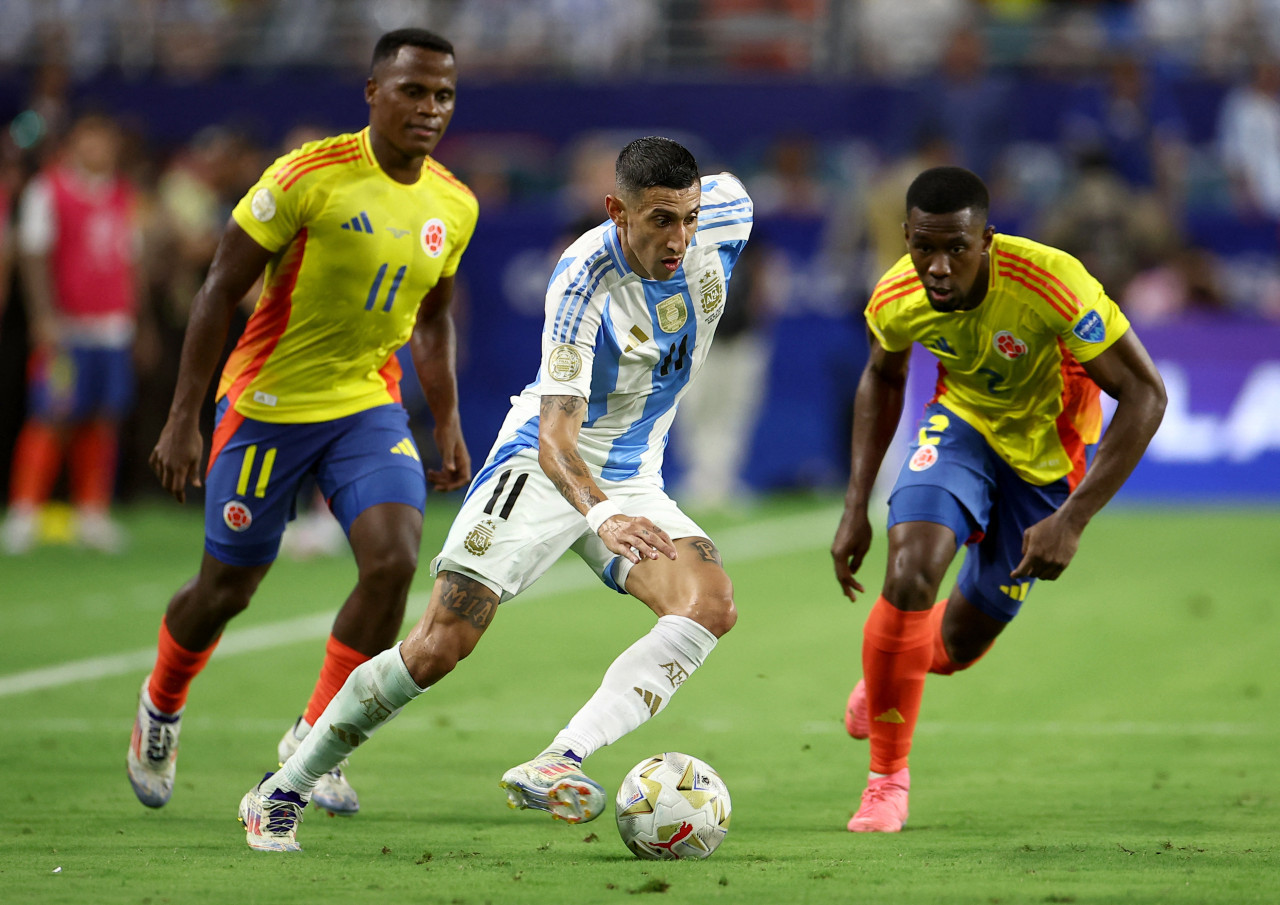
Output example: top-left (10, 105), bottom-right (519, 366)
top-left (614, 752), bottom-right (731, 860)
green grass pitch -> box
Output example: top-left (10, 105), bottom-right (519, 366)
top-left (1, 495), bottom-right (1276, 904)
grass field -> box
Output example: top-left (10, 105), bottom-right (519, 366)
top-left (1, 495), bottom-right (1276, 904)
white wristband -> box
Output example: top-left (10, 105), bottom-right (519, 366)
top-left (585, 500), bottom-right (623, 534)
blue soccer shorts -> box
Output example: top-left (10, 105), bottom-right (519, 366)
top-left (203, 399), bottom-right (427, 567)
top-left (886, 401), bottom-right (1083, 623)
top-left (26, 344), bottom-right (135, 421)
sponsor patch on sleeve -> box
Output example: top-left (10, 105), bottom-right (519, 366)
top-left (1072, 309), bottom-right (1106, 343)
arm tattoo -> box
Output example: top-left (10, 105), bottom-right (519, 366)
top-left (691, 539), bottom-right (722, 565)
top-left (540, 394), bottom-right (604, 512)
top-left (437, 572), bottom-right (498, 630)
top-left (542, 395), bottom-right (586, 418)
top-left (550, 448), bottom-right (602, 510)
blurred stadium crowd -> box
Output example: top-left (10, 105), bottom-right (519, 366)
top-left (2, 0), bottom-right (1279, 537)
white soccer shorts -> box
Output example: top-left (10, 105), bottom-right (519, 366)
top-left (431, 448), bottom-right (708, 602)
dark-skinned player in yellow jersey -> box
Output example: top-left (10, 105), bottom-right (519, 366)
top-left (129, 28), bottom-right (477, 818)
top-left (832, 166), bottom-right (1166, 832)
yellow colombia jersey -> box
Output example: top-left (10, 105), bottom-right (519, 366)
top-left (866, 234), bottom-right (1130, 488)
top-left (220, 128), bottom-right (478, 423)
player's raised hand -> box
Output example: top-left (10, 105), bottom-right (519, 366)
top-left (599, 514), bottom-right (677, 564)
top-left (427, 419), bottom-right (471, 492)
top-left (831, 510), bottom-right (871, 602)
top-left (149, 418), bottom-right (204, 504)
top-left (1011, 510), bottom-right (1081, 581)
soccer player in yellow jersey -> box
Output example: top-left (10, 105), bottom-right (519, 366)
top-left (127, 28), bottom-right (477, 818)
top-left (831, 167), bottom-right (1167, 832)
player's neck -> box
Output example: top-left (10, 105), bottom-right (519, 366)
top-left (368, 131), bottom-right (426, 185)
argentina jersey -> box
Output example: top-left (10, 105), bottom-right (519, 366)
top-left (482, 173), bottom-right (753, 486)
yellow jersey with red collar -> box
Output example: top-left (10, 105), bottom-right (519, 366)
top-left (220, 128), bottom-right (478, 423)
top-left (866, 233), bottom-right (1130, 487)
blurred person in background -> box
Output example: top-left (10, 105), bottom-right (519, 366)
top-left (673, 234), bottom-right (771, 512)
top-left (126, 28), bottom-right (477, 822)
top-left (902, 24), bottom-right (1012, 180)
top-left (1059, 54), bottom-right (1188, 212)
top-left (831, 166), bottom-right (1165, 833)
top-left (2, 113), bottom-right (144, 554)
top-left (1037, 148), bottom-right (1178, 302)
top-left (1217, 58), bottom-right (1280, 221)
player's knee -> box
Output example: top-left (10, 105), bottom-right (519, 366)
top-left (399, 630), bottom-right (465, 688)
top-left (357, 544), bottom-right (419, 597)
top-left (191, 571), bottom-right (256, 621)
top-left (682, 577), bottom-right (736, 639)
top-left (881, 568), bottom-right (938, 612)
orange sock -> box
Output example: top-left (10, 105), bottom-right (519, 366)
top-left (862, 595), bottom-right (934, 775)
top-left (9, 422), bottom-right (63, 506)
top-left (70, 420), bottom-right (118, 509)
top-left (303, 635), bottom-right (372, 725)
top-left (147, 618), bottom-right (219, 714)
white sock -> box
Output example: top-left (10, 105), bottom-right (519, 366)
top-left (274, 644), bottom-right (424, 794)
top-left (541, 615), bottom-right (718, 761)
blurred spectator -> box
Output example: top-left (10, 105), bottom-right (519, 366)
top-left (674, 235), bottom-right (772, 512)
top-left (1122, 243), bottom-right (1226, 324)
top-left (852, 0), bottom-right (972, 78)
top-left (703, 0), bottom-right (820, 71)
top-left (861, 136), bottom-right (957, 282)
top-left (1037, 150), bottom-right (1178, 301)
top-left (749, 133), bottom-right (832, 218)
top-left (900, 24), bottom-right (1012, 179)
top-left (1217, 59), bottom-right (1280, 220)
top-left (3, 114), bottom-right (146, 554)
top-left (1060, 54), bottom-right (1189, 208)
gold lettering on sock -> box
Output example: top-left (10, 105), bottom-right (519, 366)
top-left (873, 708), bottom-right (905, 724)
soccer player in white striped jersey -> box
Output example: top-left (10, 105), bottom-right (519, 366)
top-left (240, 136), bottom-right (753, 850)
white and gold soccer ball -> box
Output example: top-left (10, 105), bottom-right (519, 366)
top-left (614, 752), bottom-right (731, 860)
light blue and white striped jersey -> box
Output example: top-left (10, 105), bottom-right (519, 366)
top-left (479, 173), bottom-right (753, 487)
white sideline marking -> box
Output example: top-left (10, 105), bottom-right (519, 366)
top-left (0, 504), bottom-right (842, 699)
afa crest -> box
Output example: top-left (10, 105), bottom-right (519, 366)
top-left (464, 519), bottom-right (497, 556)
top-left (697, 269), bottom-right (724, 316)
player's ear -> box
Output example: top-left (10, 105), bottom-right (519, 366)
top-left (365, 77), bottom-right (378, 106)
top-left (981, 223), bottom-right (995, 250)
top-left (605, 193), bottom-right (627, 228)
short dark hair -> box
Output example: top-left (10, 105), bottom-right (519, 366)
top-left (906, 166), bottom-right (989, 219)
top-left (615, 136), bottom-right (700, 197)
top-left (371, 28), bottom-right (454, 74)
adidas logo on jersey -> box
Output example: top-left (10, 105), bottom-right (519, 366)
top-left (390, 438), bottom-right (420, 460)
top-left (341, 211), bottom-right (374, 233)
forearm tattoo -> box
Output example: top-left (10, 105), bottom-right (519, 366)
top-left (691, 539), bottom-right (722, 565)
top-left (540, 395), bottom-right (604, 511)
top-left (437, 572), bottom-right (497, 630)
top-left (543, 395), bottom-right (585, 418)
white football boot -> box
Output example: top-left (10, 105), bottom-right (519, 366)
top-left (277, 716), bottom-right (359, 815)
top-left (240, 773), bottom-right (307, 852)
top-left (126, 677), bottom-right (182, 807)
top-left (499, 754), bottom-right (605, 824)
